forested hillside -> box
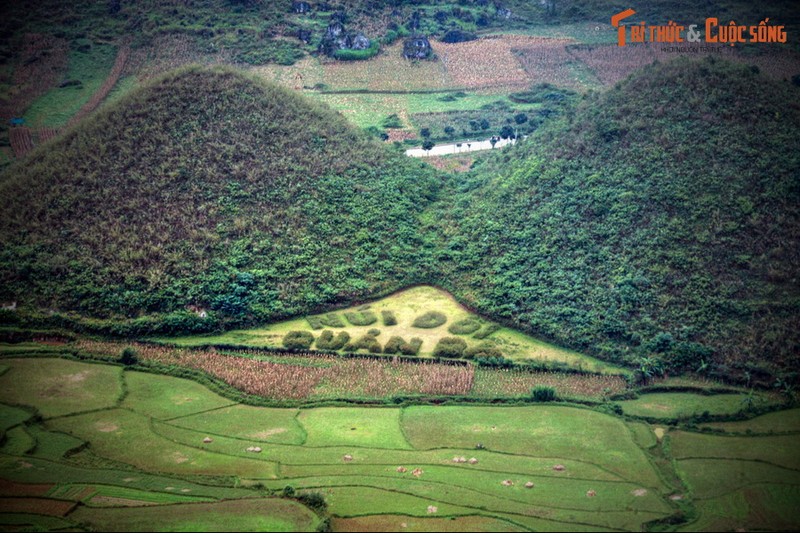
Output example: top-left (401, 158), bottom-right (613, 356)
top-left (434, 58), bottom-right (800, 382)
top-left (0, 66), bottom-right (439, 330)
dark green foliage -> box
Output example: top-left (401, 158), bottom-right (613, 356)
top-left (345, 333), bottom-right (382, 353)
top-left (333, 41), bottom-right (380, 61)
top-left (412, 311), bottom-right (447, 329)
top-left (441, 29), bottom-right (477, 43)
top-left (439, 59), bottom-right (800, 382)
top-left (0, 67), bottom-right (440, 326)
top-left (283, 331), bottom-right (315, 350)
top-left (422, 140), bottom-right (435, 151)
top-left (297, 491), bottom-right (327, 513)
top-left (367, 328), bottom-right (381, 336)
top-left (319, 314), bottom-right (346, 328)
top-left (463, 342), bottom-right (503, 360)
top-left (381, 310), bottom-right (397, 326)
top-left (315, 330), bottom-right (350, 351)
top-left (448, 318), bottom-right (481, 335)
top-left (382, 114), bottom-right (403, 129)
top-left (433, 336), bottom-right (467, 358)
top-left (531, 385), bottom-right (557, 402)
top-left (120, 346), bottom-right (138, 366)
top-left (475, 355), bottom-right (514, 368)
top-left (383, 335), bottom-right (405, 354)
top-left (281, 485), bottom-right (296, 498)
top-left (400, 337), bottom-right (423, 356)
top-left (344, 310), bottom-right (377, 326)
top-left (473, 324), bottom-right (501, 340)
top-left (306, 316), bottom-right (324, 330)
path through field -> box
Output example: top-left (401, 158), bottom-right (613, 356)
top-left (406, 137), bottom-right (518, 157)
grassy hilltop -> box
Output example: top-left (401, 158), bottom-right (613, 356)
top-left (435, 57), bottom-right (800, 382)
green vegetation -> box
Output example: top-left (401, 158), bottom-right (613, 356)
top-left (617, 392), bottom-right (772, 420)
top-left (0, 358), bottom-right (122, 418)
top-left (434, 58), bottom-right (800, 385)
top-left (344, 310), bottom-right (377, 326)
top-left (448, 318), bottom-right (481, 335)
top-left (0, 67), bottom-right (439, 330)
top-left (433, 336), bottom-right (467, 358)
top-left (412, 311), bottom-right (448, 329)
top-left (283, 330), bottom-right (315, 350)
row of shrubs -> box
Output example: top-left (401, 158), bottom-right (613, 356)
top-left (284, 329), bottom-right (422, 356)
top-left (283, 329), bottom-right (503, 360)
top-left (305, 310), bottom-right (500, 339)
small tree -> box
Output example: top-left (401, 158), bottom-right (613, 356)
top-left (120, 347), bottom-right (138, 366)
top-left (422, 139), bottom-right (435, 152)
top-left (531, 385), bottom-right (556, 402)
top-left (420, 128), bottom-right (431, 138)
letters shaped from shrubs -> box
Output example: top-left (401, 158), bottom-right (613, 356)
top-left (383, 336), bottom-right (423, 356)
top-left (463, 342), bottom-right (503, 359)
top-left (412, 311), bottom-right (447, 329)
top-left (306, 313), bottom-right (346, 329)
top-left (381, 310), bottom-right (397, 326)
top-left (473, 323), bottom-right (501, 339)
top-left (283, 331), bottom-right (315, 350)
top-left (315, 330), bottom-right (350, 350)
top-left (344, 310), bottom-right (377, 326)
top-left (344, 329), bottom-right (382, 353)
top-left (433, 336), bottom-right (468, 358)
top-left (448, 318), bottom-right (481, 335)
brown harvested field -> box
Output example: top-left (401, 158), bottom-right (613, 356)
top-left (255, 43), bottom-right (452, 91)
top-left (436, 36), bottom-right (548, 90)
top-left (567, 44), bottom-right (800, 86)
top-left (75, 341), bottom-right (474, 400)
top-left (472, 369), bottom-right (626, 399)
top-left (510, 38), bottom-right (594, 90)
top-left (0, 479), bottom-right (53, 498)
top-left (0, 497), bottom-right (76, 516)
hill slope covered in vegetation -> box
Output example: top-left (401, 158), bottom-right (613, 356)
top-left (0, 66), bottom-right (439, 330)
top-left (434, 58), bottom-right (800, 382)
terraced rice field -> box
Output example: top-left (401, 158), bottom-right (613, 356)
top-left (1, 356), bottom-right (798, 531)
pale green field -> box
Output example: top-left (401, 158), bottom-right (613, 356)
top-left (2, 357), bottom-right (798, 532)
top-left (617, 392), bottom-right (766, 419)
top-left (158, 285), bottom-right (627, 374)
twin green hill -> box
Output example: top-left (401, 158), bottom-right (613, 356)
top-left (1, 59), bottom-right (798, 383)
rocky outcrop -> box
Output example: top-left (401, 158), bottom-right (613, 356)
top-left (402, 35), bottom-right (432, 60)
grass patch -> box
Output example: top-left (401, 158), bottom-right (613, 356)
top-left (617, 392), bottom-right (766, 419)
top-left (700, 408), bottom-right (800, 434)
top-left (121, 371), bottom-right (235, 420)
top-left (0, 358), bottom-right (122, 418)
top-left (670, 431), bottom-right (800, 471)
top-left (401, 405), bottom-right (663, 487)
top-left (298, 408), bottom-right (411, 450)
top-left (169, 405), bottom-right (305, 445)
top-left (45, 409), bottom-right (278, 478)
top-left (23, 43), bottom-right (118, 127)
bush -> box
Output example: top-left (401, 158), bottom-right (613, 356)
top-left (383, 336), bottom-right (406, 354)
top-left (120, 346), bottom-right (138, 365)
top-left (367, 328), bottom-right (381, 336)
top-left (473, 324), bottom-right (500, 339)
top-left (412, 311), bottom-right (447, 329)
top-left (282, 485), bottom-right (296, 497)
top-left (333, 41), bottom-right (379, 61)
top-left (381, 310), bottom-right (397, 326)
top-left (448, 318), bottom-right (481, 335)
top-left (475, 355), bottom-right (513, 368)
top-left (441, 29), bottom-right (478, 43)
top-left (531, 385), bottom-right (557, 402)
top-left (344, 310), bottom-right (377, 326)
top-left (283, 331), bottom-right (315, 350)
top-left (316, 330), bottom-right (350, 350)
top-left (306, 316), bottom-right (324, 330)
top-left (400, 338), bottom-right (423, 356)
top-left (382, 114), bottom-right (403, 128)
top-left (319, 314), bottom-right (345, 328)
top-left (297, 491), bottom-right (328, 512)
top-left (433, 337), bottom-right (467, 358)
top-left (345, 333), bottom-right (382, 353)
top-left (463, 342), bottom-right (503, 359)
